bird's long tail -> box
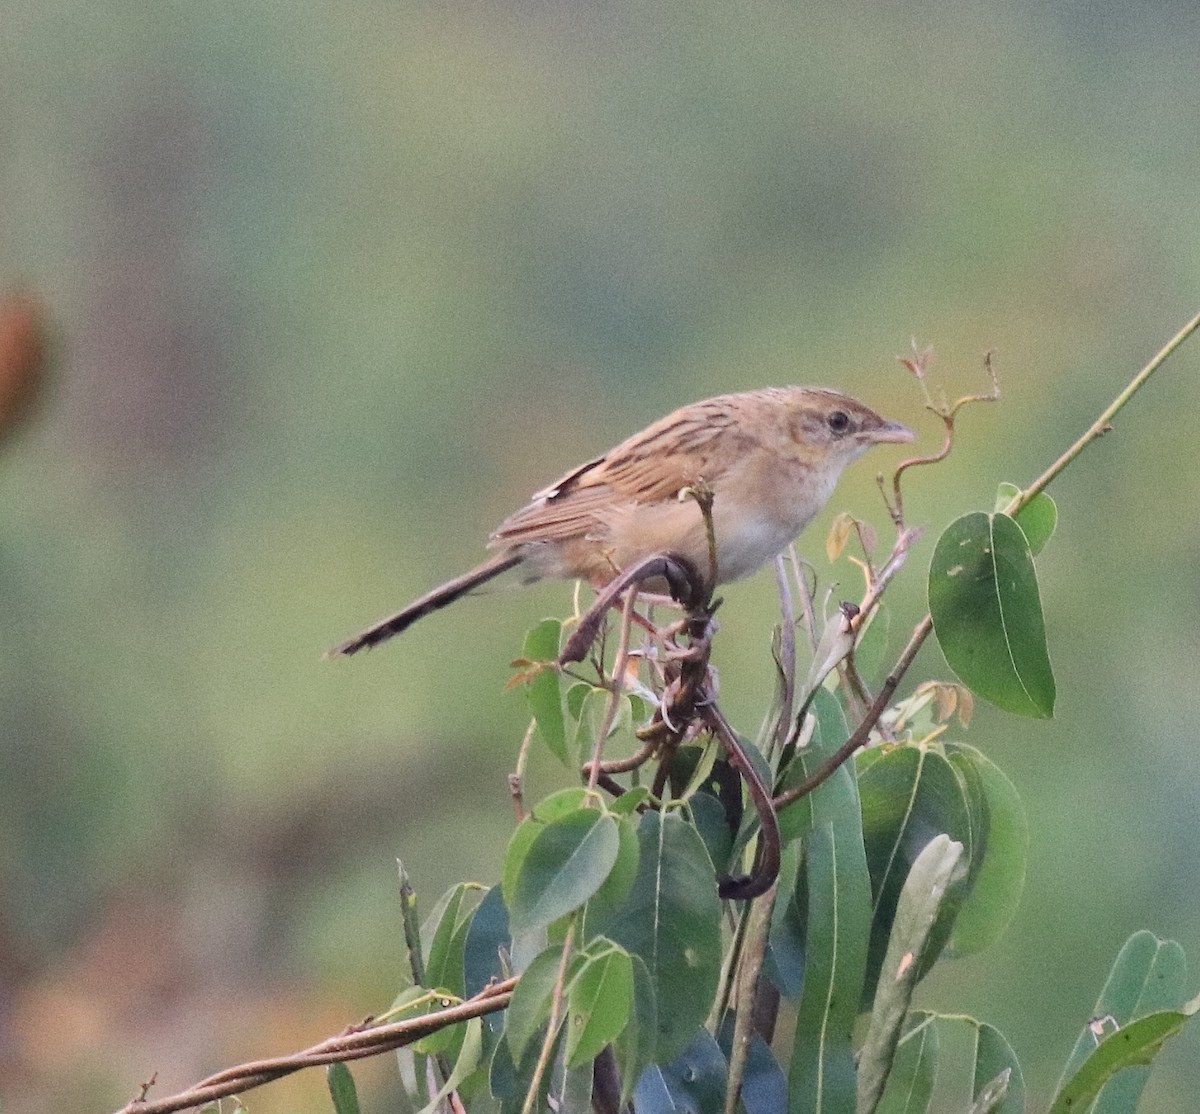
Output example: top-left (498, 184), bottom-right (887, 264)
top-left (327, 551), bottom-right (524, 657)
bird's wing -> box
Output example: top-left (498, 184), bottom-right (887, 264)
top-left (490, 395), bottom-right (748, 546)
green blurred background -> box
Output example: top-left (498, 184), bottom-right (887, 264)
top-left (3, 1), bottom-right (1199, 1110)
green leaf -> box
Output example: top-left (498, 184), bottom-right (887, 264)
top-left (777, 686), bottom-right (852, 841)
top-left (416, 883), bottom-right (478, 1054)
top-left (929, 511), bottom-right (1055, 718)
top-left (634, 1029), bottom-right (728, 1114)
top-left (994, 482), bottom-right (1057, 556)
top-left (786, 689), bottom-right (872, 1114)
top-left (611, 785), bottom-right (652, 816)
top-left (1047, 1008), bottom-right (1197, 1114)
top-left (463, 884), bottom-right (511, 998)
top-left (327, 1062), bottom-right (361, 1114)
top-left (592, 810), bottom-right (723, 1062)
top-left (422, 883), bottom-right (477, 994)
top-left (875, 1012), bottom-right (938, 1114)
top-left (565, 942), bottom-right (634, 1067)
top-left (414, 1018), bottom-right (484, 1114)
top-left (502, 788), bottom-right (592, 907)
top-left (944, 744), bottom-right (1029, 956)
top-left (1056, 930), bottom-right (1188, 1111)
top-left (556, 1059), bottom-right (594, 1113)
top-left (764, 843), bottom-right (806, 1000)
top-left (504, 945), bottom-right (572, 1064)
top-left (857, 744), bottom-right (973, 991)
top-left (687, 790), bottom-right (734, 878)
top-left (853, 602), bottom-right (892, 688)
top-left (507, 808), bottom-right (621, 936)
top-left (971, 1023), bottom-right (1025, 1114)
top-left (523, 619), bottom-right (568, 763)
top-left (857, 835), bottom-right (965, 1114)
top-left (967, 1070), bottom-right (1011, 1114)
top-left (613, 953), bottom-right (659, 1107)
top-left (572, 687), bottom-right (632, 768)
top-left (717, 1014), bottom-right (789, 1114)
top-left (462, 885), bottom-right (511, 1052)
top-left (580, 813), bottom-right (640, 934)
top-left (491, 1015), bottom-right (559, 1114)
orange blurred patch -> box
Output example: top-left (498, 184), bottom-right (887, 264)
top-left (0, 294), bottom-right (48, 442)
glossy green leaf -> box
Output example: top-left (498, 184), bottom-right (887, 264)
top-left (572, 687), bottom-right (633, 769)
top-left (327, 1062), bottom-right (361, 1114)
top-left (1048, 1008), bottom-right (1196, 1114)
top-left (791, 822), bottom-right (872, 1114)
top-left (502, 788), bottom-right (592, 908)
top-left (717, 1014), bottom-right (789, 1114)
top-left (490, 1015), bottom-right (559, 1114)
top-left (507, 808), bottom-right (620, 936)
top-left (613, 953), bottom-right (659, 1107)
top-left (610, 785), bottom-right (652, 815)
top-left (994, 482), bottom-right (1057, 556)
top-left (462, 885), bottom-right (511, 1052)
top-left (858, 835), bottom-right (965, 1114)
top-left (875, 1012), bottom-right (939, 1114)
top-left (523, 619), bottom-right (567, 763)
top-left (414, 1018), bottom-right (483, 1114)
top-left (853, 602), bottom-right (892, 688)
top-left (556, 1059), bottom-right (594, 1113)
top-left (463, 885), bottom-right (511, 998)
top-left (764, 843), bottom-right (806, 1000)
top-left (929, 511), bottom-right (1055, 718)
top-left (420, 883), bottom-right (473, 989)
top-left (857, 744), bottom-right (973, 991)
top-left (1057, 930), bottom-right (1188, 1111)
top-left (580, 813), bottom-right (640, 935)
top-left (416, 883), bottom-right (478, 1054)
top-left (565, 941), bottom-right (634, 1067)
top-left (971, 1023), bottom-right (1025, 1114)
top-left (592, 810), bottom-right (722, 1062)
top-left (967, 1070), bottom-right (1011, 1114)
top-left (422, 883), bottom-right (477, 993)
top-left (687, 790), bottom-right (734, 878)
top-left (634, 1028), bottom-right (727, 1114)
top-left (944, 743), bottom-right (1029, 956)
top-left (505, 945), bottom-right (572, 1064)
top-left (776, 686), bottom-right (852, 841)
top-left (786, 688), bottom-right (872, 1114)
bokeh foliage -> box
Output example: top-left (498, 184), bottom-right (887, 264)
top-left (3, 0), bottom-right (1200, 1110)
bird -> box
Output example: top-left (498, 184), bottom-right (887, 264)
top-left (328, 386), bottom-right (914, 657)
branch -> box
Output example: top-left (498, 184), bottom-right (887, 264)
top-left (112, 978), bottom-right (517, 1114)
top-left (777, 308), bottom-right (1200, 809)
top-left (1013, 309), bottom-right (1200, 511)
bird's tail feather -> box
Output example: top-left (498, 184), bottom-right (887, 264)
top-left (327, 552), bottom-right (523, 657)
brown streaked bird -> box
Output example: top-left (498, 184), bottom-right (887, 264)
top-left (329, 387), bottom-right (914, 656)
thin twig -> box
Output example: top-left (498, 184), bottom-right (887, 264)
top-left (510, 720), bottom-right (537, 822)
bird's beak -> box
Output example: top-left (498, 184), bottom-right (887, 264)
top-left (865, 419), bottom-right (917, 445)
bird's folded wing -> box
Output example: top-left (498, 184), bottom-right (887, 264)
top-left (490, 397), bottom-right (746, 546)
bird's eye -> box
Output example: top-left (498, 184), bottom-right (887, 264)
top-left (827, 410), bottom-right (852, 436)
